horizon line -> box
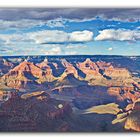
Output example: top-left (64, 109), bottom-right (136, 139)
top-left (1, 54), bottom-right (140, 57)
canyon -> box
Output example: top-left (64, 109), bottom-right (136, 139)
top-left (0, 55), bottom-right (140, 132)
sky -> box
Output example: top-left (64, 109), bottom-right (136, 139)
top-left (0, 8), bottom-right (140, 56)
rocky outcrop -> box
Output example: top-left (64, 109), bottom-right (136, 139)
top-left (96, 61), bottom-right (112, 70)
top-left (36, 58), bottom-right (56, 82)
top-left (97, 60), bottom-right (131, 79)
top-left (21, 91), bottom-right (50, 100)
top-left (0, 60), bottom-right (56, 89)
top-left (104, 67), bottom-right (131, 79)
top-left (77, 58), bottom-right (131, 81)
top-left (1, 73), bottom-right (40, 89)
top-left (1, 56), bottom-right (140, 132)
top-left (107, 86), bottom-right (139, 102)
top-left (10, 60), bottom-right (43, 78)
top-left (0, 58), bottom-right (14, 76)
top-left (76, 58), bottom-right (102, 80)
top-left (124, 100), bottom-right (140, 132)
top-left (61, 59), bottom-right (78, 78)
top-left (3, 59), bottom-right (13, 67)
top-left (56, 73), bottom-right (87, 87)
top-left (36, 58), bottom-right (51, 74)
top-left (0, 57), bottom-right (134, 90)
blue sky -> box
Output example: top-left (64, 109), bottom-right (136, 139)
top-left (0, 8), bottom-right (140, 56)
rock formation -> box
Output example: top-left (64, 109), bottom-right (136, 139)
top-left (0, 58), bottom-right (13, 76)
top-left (76, 58), bottom-right (102, 80)
top-left (77, 58), bottom-right (131, 81)
top-left (36, 58), bottom-right (56, 82)
top-left (124, 100), bottom-right (140, 132)
top-left (0, 56), bottom-right (140, 132)
top-left (104, 67), bottom-right (131, 79)
top-left (61, 59), bottom-right (78, 78)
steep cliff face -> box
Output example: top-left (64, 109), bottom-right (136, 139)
top-left (0, 58), bottom-right (134, 89)
top-left (96, 61), bottom-right (112, 70)
top-left (0, 56), bottom-right (140, 132)
top-left (61, 59), bottom-right (78, 78)
top-left (76, 58), bottom-right (102, 80)
top-left (76, 58), bottom-right (131, 81)
top-left (0, 57), bottom-right (137, 99)
top-left (104, 67), bottom-right (131, 78)
top-left (0, 60), bottom-right (57, 89)
top-left (36, 58), bottom-right (56, 82)
top-left (0, 61), bottom-right (42, 89)
top-left (7, 60), bottom-right (43, 78)
top-left (107, 86), bottom-right (140, 102)
top-left (124, 101), bottom-right (140, 132)
top-left (56, 73), bottom-right (87, 88)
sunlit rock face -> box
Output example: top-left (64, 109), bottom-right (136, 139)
top-left (0, 57), bottom-right (134, 90)
top-left (61, 59), bottom-right (78, 78)
top-left (76, 58), bottom-right (102, 80)
top-left (0, 60), bottom-right (56, 89)
top-left (36, 58), bottom-right (56, 82)
top-left (124, 101), bottom-right (140, 132)
top-left (104, 67), bottom-right (131, 79)
top-left (0, 61), bottom-right (42, 89)
top-left (107, 86), bottom-right (140, 103)
top-left (9, 61), bottom-right (43, 77)
top-left (77, 58), bottom-right (131, 81)
top-left (0, 55), bottom-right (140, 132)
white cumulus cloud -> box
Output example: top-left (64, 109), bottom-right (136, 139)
top-left (69, 30), bottom-right (93, 42)
top-left (29, 30), bottom-right (69, 44)
top-left (28, 30), bottom-right (93, 44)
top-left (0, 30), bottom-right (93, 45)
top-left (95, 29), bottom-right (140, 41)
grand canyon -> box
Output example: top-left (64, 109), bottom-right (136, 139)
top-left (0, 55), bottom-right (140, 132)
